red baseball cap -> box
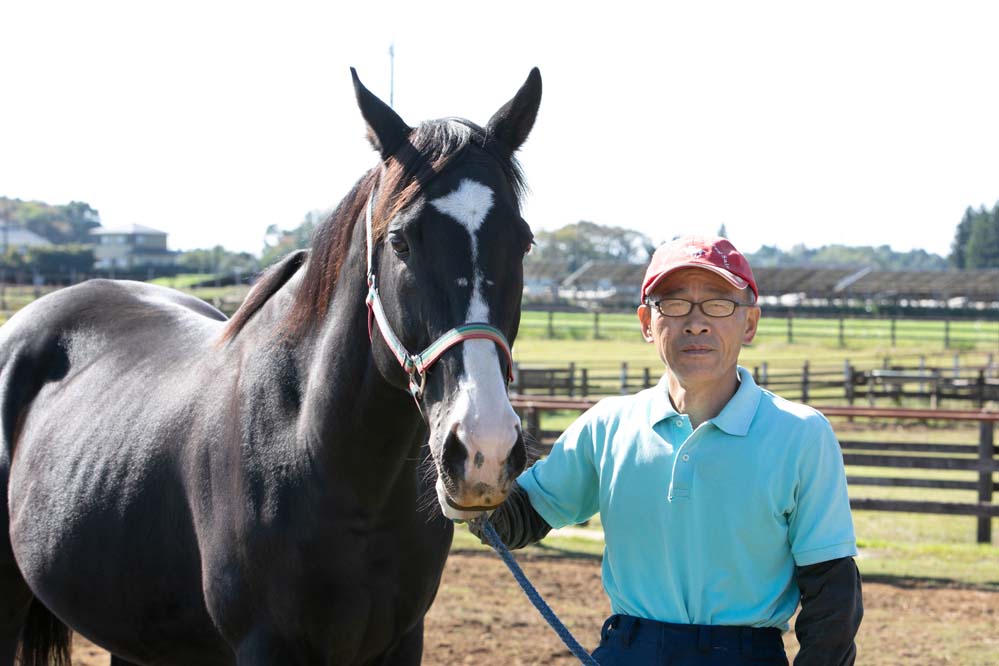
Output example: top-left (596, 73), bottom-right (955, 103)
top-left (641, 235), bottom-right (758, 302)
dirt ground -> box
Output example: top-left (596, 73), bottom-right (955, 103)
top-left (69, 548), bottom-right (998, 665)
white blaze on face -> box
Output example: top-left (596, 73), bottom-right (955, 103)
top-left (430, 179), bottom-right (520, 488)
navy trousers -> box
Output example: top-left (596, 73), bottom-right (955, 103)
top-left (591, 615), bottom-right (788, 665)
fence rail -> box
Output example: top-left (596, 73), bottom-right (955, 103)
top-left (512, 358), bottom-right (999, 407)
top-left (509, 397), bottom-right (999, 544)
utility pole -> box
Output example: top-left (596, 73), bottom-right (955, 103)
top-left (388, 43), bottom-right (395, 109)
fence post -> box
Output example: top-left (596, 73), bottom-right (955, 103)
top-left (523, 406), bottom-right (540, 446)
top-left (511, 362), bottom-right (520, 393)
top-left (890, 317), bottom-right (897, 347)
top-left (567, 362), bottom-right (576, 397)
top-left (801, 361), bottom-right (810, 403)
top-left (976, 369), bottom-right (985, 408)
top-left (761, 361), bottom-right (769, 386)
top-left (786, 312), bottom-right (793, 344)
top-left (620, 362), bottom-right (628, 395)
top-left (753, 366), bottom-right (759, 384)
top-left (581, 368), bottom-right (589, 398)
top-left (838, 317), bottom-right (845, 348)
top-left (547, 310), bottom-right (555, 339)
top-left (977, 419), bottom-right (994, 544)
top-left (593, 312), bottom-right (600, 339)
top-left (918, 355), bottom-right (926, 393)
top-left (944, 319), bottom-right (950, 349)
top-left (643, 367), bottom-right (651, 389)
top-left (844, 360), bottom-right (854, 406)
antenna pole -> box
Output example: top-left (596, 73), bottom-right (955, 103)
top-left (388, 43), bottom-right (395, 109)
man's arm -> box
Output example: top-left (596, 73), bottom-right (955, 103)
top-left (467, 481), bottom-right (551, 549)
top-left (794, 556), bottom-right (863, 666)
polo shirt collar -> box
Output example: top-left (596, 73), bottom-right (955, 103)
top-left (710, 367), bottom-right (763, 436)
top-left (650, 366), bottom-right (762, 436)
top-left (651, 374), bottom-right (679, 424)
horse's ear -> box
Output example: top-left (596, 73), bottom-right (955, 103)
top-left (486, 68), bottom-right (542, 153)
top-left (351, 67), bottom-right (412, 160)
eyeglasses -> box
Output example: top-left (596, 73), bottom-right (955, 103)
top-left (645, 298), bottom-right (751, 318)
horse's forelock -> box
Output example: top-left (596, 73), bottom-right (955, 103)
top-left (242, 118), bottom-right (525, 340)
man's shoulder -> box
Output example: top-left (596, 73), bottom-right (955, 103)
top-left (579, 386), bottom-right (661, 425)
top-left (756, 388), bottom-right (832, 430)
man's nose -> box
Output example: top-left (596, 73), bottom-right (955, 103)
top-left (684, 311), bottom-right (711, 335)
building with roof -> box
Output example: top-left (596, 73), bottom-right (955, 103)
top-left (90, 224), bottom-right (176, 270)
top-left (0, 222), bottom-right (54, 253)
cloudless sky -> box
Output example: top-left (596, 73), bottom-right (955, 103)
top-left (3, 1), bottom-right (998, 258)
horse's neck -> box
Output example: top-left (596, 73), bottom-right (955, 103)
top-left (296, 242), bottom-right (427, 512)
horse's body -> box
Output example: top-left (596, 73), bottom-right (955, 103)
top-left (0, 69), bottom-right (540, 665)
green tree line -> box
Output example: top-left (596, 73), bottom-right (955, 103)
top-left (949, 203), bottom-right (999, 269)
top-left (0, 197), bottom-right (101, 244)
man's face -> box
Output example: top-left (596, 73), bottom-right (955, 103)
top-left (637, 268), bottom-right (760, 390)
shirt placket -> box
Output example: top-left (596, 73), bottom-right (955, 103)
top-left (667, 415), bottom-right (699, 502)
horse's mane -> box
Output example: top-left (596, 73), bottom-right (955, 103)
top-left (220, 118), bottom-right (526, 343)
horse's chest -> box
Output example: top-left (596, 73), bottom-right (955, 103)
top-left (213, 516), bottom-right (451, 662)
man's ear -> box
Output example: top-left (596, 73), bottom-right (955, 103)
top-left (743, 306), bottom-right (761, 344)
top-left (637, 304), bottom-right (654, 343)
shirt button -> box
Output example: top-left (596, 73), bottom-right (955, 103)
top-left (681, 454), bottom-right (690, 462)
top-left (675, 419), bottom-right (683, 426)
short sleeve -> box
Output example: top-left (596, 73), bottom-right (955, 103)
top-left (516, 407), bottom-right (602, 529)
top-left (788, 417), bottom-right (858, 566)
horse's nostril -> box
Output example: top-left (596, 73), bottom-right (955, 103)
top-left (504, 430), bottom-right (527, 478)
top-left (442, 427), bottom-right (468, 482)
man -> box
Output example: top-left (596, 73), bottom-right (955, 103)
top-left (471, 235), bottom-right (863, 665)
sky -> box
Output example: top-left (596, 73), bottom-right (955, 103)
top-left (2, 1), bottom-right (998, 258)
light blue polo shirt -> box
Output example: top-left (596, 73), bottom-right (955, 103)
top-left (517, 366), bottom-right (857, 630)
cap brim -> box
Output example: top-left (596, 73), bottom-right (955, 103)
top-left (644, 263), bottom-right (749, 299)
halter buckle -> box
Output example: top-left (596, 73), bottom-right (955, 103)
top-left (407, 364), bottom-right (427, 400)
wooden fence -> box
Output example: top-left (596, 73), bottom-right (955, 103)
top-left (520, 309), bottom-right (999, 350)
top-left (509, 397), bottom-right (999, 544)
top-left (511, 358), bottom-right (999, 407)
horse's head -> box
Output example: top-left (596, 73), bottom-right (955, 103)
top-left (353, 69), bottom-right (540, 521)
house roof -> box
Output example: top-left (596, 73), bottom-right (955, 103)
top-left (90, 224), bottom-right (167, 236)
top-left (0, 224), bottom-right (53, 248)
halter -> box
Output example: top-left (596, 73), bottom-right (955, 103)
top-left (364, 191), bottom-right (515, 401)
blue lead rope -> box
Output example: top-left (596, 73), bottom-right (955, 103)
top-left (477, 518), bottom-right (601, 666)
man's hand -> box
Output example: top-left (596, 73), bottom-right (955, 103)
top-left (466, 482), bottom-right (552, 550)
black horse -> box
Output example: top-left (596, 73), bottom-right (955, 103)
top-left (0, 68), bottom-right (540, 665)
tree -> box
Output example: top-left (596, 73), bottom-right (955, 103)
top-left (176, 246), bottom-right (258, 275)
top-left (530, 221), bottom-right (655, 271)
top-left (964, 203), bottom-right (999, 269)
top-left (0, 197), bottom-right (102, 244)
top-left (717, 224), bottom-right (728, 238)
top-left (745, 243), bottom-right (949, 270)
top-left (260, 210), bottom-right (326, 267)
top-left (949, 206), bottom-right (977, 269)
top-left (21, 245), bottom-right (95, 274)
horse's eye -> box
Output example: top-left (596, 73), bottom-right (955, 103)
top-left (525, 240), bottom-right (536, 255)
top-left (389, 234), bottom-right (409, 257)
